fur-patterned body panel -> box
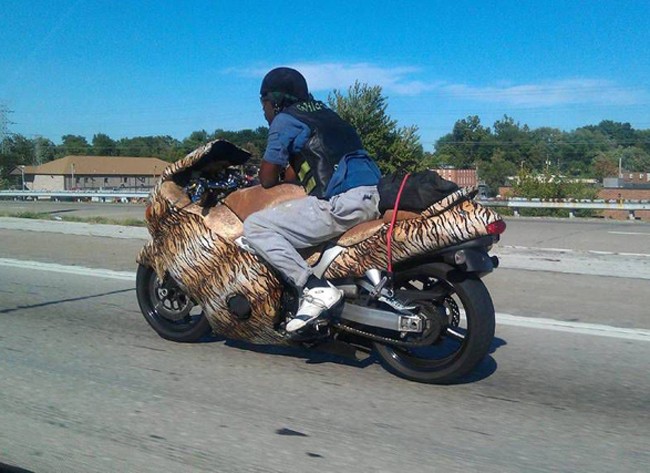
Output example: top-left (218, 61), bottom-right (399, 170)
top-left (138, 199), bottom-right (287, 344)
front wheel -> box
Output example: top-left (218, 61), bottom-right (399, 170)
top-left (373, 263), bottom-right (495, 384)
top-left (136, 264), bottom-right (212, 342)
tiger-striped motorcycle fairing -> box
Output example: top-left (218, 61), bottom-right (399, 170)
top-left (137, 140), bottom-right (503, 344)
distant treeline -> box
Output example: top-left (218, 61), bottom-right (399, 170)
top-left (0, 127), bottom-right (269, 173)
top-left (426, 116), bottom-right (650, 193)
top-left (1, 116), bottom-right (649, 194)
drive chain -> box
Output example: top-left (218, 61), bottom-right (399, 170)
top-left (331, 321), bottom-right (435, 348)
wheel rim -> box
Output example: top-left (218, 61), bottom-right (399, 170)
top-left (144, 271), bottom-right (205, 334)
top-left (384, 275), bottom-right (472, 371)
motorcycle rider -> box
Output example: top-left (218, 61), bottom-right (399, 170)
top-left (243, 67), bottom-right (382, 334)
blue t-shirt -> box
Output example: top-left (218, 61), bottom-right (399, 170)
top-left (262, 113), bottom-right (310, 166)
top-left (263, 111), bottom-right (381, 197)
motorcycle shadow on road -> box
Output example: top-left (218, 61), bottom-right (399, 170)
top-left (0, 288), bottom-right (135, 315)
top-left (199, 333), bottom-right (379, 370)
top-left (199, 333), bottom-right (507, 384)
top-left (0, 460), bottom-right (35, 473)
top-left (454, 337), bottom-right (507, 384)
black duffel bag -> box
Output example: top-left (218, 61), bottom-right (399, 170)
top-left (378, 170), bottom-right (459, 212)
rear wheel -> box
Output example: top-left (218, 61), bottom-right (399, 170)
top-left (373, 263), bottom-right (495, 384)
top-left (135, 264), bottom-right (211, 342)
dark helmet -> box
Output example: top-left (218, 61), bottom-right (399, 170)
top-left (260, 67), bottom-right (309, 107)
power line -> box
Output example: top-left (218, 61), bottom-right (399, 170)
top-left (0, 102), bottom-right (15, 152)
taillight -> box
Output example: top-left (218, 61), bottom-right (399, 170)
top-left (486, 220), bottom-right (506, 235)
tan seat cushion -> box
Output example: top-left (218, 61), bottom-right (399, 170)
top-left (223, 184), bottom-right (307, 221)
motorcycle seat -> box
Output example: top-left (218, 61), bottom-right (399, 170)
top-left (223, 183), bottom-right (306, 222)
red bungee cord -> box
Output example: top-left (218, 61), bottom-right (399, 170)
top-left (386, 173), bottom-right (411, 274)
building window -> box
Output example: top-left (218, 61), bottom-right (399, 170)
top-left (123, 177), bottom-right (128, 183)
top-left (104, 177), bottom-right (109, 184)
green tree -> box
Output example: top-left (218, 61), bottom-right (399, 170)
top-left (328, 81), bottom-right (423, 173)
top-left (32, 136), bottom-right (56, 164)
top-left (510, 167), bottom-right (598, 217)
top-left (182, 130), bottom-right (209, 154)
top-left (512, 167), bottom-right (597, 200)
top-left (635, 129), bottom-right (650, 154)
top-left (477, 150), bottom-right (517, 196)
top-left (557, 128), bottom-right (609, 176)
top-left (583, 120), bottom-right (635, 146)
top-left (591, 152), bottom-right (619, 180)
top-left (92, 133), bottom-right (117, 156)
top-left (434, 115), bottom-right (493, 168)
top-left (0, 134), bottom-right (35, 188)
top-left (60, 135), bottom-right (90, 156)
top-left (622, 146), bottom-right (650, 172)
top-left (529, 127), bottom-right (564, 171)
top-left (116, 135), bottom-right (182, 161)
top-left (492, 115), bottom-right (534, 167)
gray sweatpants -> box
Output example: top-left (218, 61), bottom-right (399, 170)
top-left (243, 185), bottom-right (380, 289)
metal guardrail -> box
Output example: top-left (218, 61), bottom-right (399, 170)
top-left (0, 190), bottom-right (149, 200)
top-left (479, 198), bottom-right (650, 219)
top-left (1, 190), bottom-right (649, 219)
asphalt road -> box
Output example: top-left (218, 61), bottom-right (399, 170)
top-left (1, 213), bottom-right (649, 472)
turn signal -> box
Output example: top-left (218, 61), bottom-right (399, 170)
top-left (486, 220), bottom-right (506, 235)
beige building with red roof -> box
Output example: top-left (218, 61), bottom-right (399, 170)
top-left (12, 155), bottom-right (170, 191)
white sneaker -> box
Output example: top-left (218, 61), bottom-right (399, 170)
top-left (285, 285), bottom-right (343, 333)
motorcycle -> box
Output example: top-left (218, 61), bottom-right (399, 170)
top-left (135, 140), bottom-right (506, 384)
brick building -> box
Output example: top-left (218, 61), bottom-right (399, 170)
top-left (600, 172), bottom-right (650, 219)
top-left (431, 168), bottom-right (477, 187)
top-left (11, 155), bottom-right (170, 192)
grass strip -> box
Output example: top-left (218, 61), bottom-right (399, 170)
top-left (0, 211), bottom-right (146, 227)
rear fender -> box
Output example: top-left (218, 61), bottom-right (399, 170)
top-left (394, 236), bottom-right (499, 278)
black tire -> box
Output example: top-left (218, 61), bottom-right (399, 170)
top-left (373, 263), bottom-right (495, 384)
top-left (135, 264), bottom-right (212, 342)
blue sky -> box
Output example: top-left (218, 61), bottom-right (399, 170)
top-left (1, 0), bottom-right (649, 150)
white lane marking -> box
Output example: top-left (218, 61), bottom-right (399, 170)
top-left (501, 245), bottom-right (650, 258)
top-left (0, 258), bottom-right (135, 281)
top-left (497, 313), bottom-right (650, 342)
top-left (2, 258), bottom-right (649, 343)
top-left (587, 250), bottom-right (650, 257)
top-left (608, 231), bottom-right (650, 236)
top-left (504, 245), bottom-right (576, 253)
